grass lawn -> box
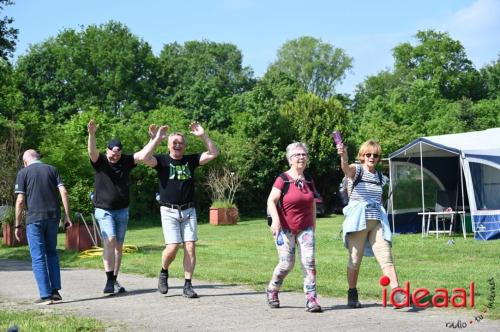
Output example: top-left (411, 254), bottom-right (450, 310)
top-left (0, 300), bottom-right (106, 332)
top-left (1, 215), bottom-right (499, 319)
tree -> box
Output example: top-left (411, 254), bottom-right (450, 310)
top-left (269, 36), bottom-right (353, 99)
top-left (15, 21), bottom-right (158, 120)
top-left (480, 56), bottom-right (500, 99)
top-left (279, 92), bottom-right (349, 200)
top-left (157, 40), bottom-right (255, 128)
top-left (392, 30), bottom-right (485, 101)
top-left (351, 29), bottom-right (497, 154)
top-left (0, 0), bottom-right (18, 61)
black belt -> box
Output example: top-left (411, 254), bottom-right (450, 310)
top-left (161, 202), bottom-right (195, 210)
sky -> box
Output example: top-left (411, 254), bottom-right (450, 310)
top-left (4, 0), bottom-right (500, 95)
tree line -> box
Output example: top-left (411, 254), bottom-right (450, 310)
top-left (1, 5), bottom-right (499, 217)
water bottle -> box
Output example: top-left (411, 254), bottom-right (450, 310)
top-left (276, 231), bottom-right (284, 246)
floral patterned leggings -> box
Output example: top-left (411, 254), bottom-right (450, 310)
top-left (267, 227), bottom-right (317, 300)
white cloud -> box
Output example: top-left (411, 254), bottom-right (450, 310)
top-left (442, 0), bottom-right (500, 67)
top-left (451, 0), bottom-right (500, 31)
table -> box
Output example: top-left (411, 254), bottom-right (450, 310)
top-left (417, 211), bottom-right (466, 239)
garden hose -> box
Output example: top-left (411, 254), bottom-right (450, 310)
top-left (78, 244), bottom-right (139, 258)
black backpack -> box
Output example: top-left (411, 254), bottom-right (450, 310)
top-left (266, 173), bottom-right (317, 226)
top-left (337, 167), bottom-right (383, 207)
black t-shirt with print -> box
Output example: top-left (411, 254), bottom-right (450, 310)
top-left (14, 161), bottom-right (64, 224)
top-left (154, 154), bottom-right (201, 204)
top-left (91, 153), bottom-right (137, 210)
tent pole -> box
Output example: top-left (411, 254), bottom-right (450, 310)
top-left (420, 142), bottom-right (425, 237)
top-left (460, 155), bottom-right (465, 214)
top-left (389, 158), bottom-right (395, 233)
top-left (460, 154), bottom-right (466, 239)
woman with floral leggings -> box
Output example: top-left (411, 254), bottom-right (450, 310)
top-left (266, 142), bottom-right (321, 313)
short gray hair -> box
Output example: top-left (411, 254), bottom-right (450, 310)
top-left (286, 142), bottom-right (309, 160)
top-left (22, 149), bottom-right (40, 162)
top-left (168, 132), bottom-right (186, 143)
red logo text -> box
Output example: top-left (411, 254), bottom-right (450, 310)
top-left (379, 276), bottom-right (475, 308)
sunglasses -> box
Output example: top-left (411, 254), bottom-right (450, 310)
top-left (291, 153), bottom-right (308, 158)
top-left (365, 153), bottom-right (379, 158)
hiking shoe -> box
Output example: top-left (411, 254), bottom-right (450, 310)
top-left (393, 291), bottom-right (408, 308)
top-left (103, 279), bottom-right (115, 294)
top-left (305, 297), bottom-right (322, 313)
top-left (158, 271), bottom-right (168, 294)
top-left (266, 288), bottom-right (280, 309)
top-left (51, 290), bottom-right (62, 302)
top-left (347, 288), bottom-right (362, 308)
top-left (183, 284), bottom-right (199, 298)
top-left (34, 297), bottom-right (53, 305)
top-left (114, 280), bottom-right (126, 293)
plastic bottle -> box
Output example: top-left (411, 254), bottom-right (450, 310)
top-left (276, 231), bottom-right (284, 246)
top-left (332, 131), bottom-right (343, 145)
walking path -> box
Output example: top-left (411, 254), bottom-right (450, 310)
top-left (0, 259), bottom-right (498, 331)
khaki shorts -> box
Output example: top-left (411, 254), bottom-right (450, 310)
top-left (347, 219), bottom-right (393, 269)
top-left (160, 206), bottom-right (197, 244)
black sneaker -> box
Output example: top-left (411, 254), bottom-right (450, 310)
top-left (158, 271), bottom-right (168, 294)
top-left (114, 280), bottom-right (126, 293)
top-left (347, 288), bottom-right (362, 308)
top-left (103, 279), bottom-right (115, 294)
top-left (183, 284), bottom-right (199, 298)
top-left (34, 297), bottom-right (53, 305)
top-left (51, 290), bottom-right (62, 302)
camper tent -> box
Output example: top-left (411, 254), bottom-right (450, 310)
top-left (388, 128), bottom-right (500, 240)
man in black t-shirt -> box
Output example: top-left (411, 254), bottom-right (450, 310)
top-left (141, 121), bottom-right (218, 298)
top-left (87, 120), bottom-right (166, 294)
top-left (14, 149), bottom-right (72, 304)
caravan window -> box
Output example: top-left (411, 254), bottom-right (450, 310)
top-left (390, 161), bottom-right (443, 212)
top-left (469, 162), bottom-right (500, 210)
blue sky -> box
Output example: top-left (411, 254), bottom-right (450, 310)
top-left (5, 0), bottom-right (500, 95)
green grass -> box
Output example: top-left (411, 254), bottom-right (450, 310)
top-left (0, 304), bottom-right (106, 332)
top-left (1, 215), bottom-right (499, 319)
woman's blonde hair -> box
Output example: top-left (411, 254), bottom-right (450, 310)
top-left (357, 139), bottom-right (382, 164)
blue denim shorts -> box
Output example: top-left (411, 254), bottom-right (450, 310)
top-left (160, 206), bottom-right (197, 244)
top-left (95, 208), bottom-right (129, 244)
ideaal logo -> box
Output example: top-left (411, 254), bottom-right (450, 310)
top-left (379, 276), bottom-right (475, 308)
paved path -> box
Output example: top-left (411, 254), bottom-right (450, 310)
top-left (0, 259), bottom-right (498, 331)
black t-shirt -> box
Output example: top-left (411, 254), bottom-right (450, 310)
top-left (154, 154), bottom-right (201, 204)
top-left (91, 153), bottom-right (137, 210)
top-left (14, 161), bottom-right (63, 224)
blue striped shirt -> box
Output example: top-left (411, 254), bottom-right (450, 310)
top-left (348, 164), bottom-right (388, 221)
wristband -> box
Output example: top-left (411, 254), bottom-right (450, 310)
top-left (15, 225), bottom-right (22, 229)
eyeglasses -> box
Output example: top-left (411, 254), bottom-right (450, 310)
top-left (291, 153), bottom-right (308, 158)
top-left (365, 153), bottom-right (379, 159)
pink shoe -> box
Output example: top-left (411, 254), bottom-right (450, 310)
top-left (266, 288), bottom-right (280, 308)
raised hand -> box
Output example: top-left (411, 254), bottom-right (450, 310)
top-left (88, 120), bottom-right (97, 135)
top-left (189, 121), bottom-right (205, 137)
top-left (148, 124), bottom-right (158, 139)
top-left (157, 125), bottom-right (169, 141)
top-left (336, 143), bottom-right (347, 157)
